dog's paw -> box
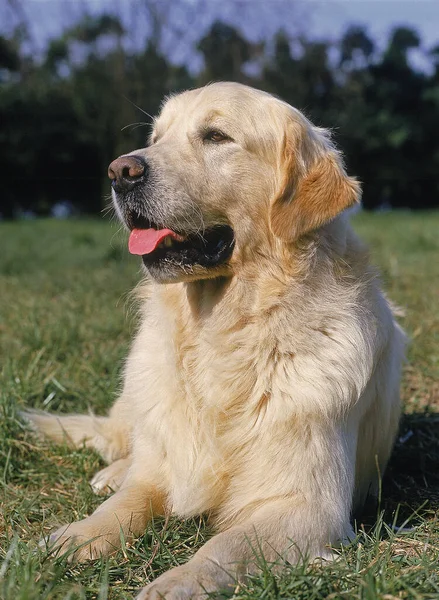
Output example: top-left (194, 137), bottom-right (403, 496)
top-left (90, 459), bottom-right (129, 495)
top-left (41, 518), bottom-right (117, 562)
top-left (136, 566), bottom-right (207, 599)
top-left (136, 561), bottom-right (235, 599)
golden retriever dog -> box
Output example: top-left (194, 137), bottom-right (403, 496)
top-left (24, 82), bottom-right (405, 599)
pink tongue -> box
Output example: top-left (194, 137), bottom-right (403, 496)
top-left (128, 228), bottom-right (183, 255)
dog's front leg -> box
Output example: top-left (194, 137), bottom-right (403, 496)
top-left (137, 423), bottom-right (357, 599)
top-left (137, 498), bottom-right (353, 599)
top-left (44, 478), bottom-right (165, 561)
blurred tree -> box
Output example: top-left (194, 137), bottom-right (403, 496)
top-left (263, 32), bottom-right (335, 123)
top-left (0, 35), bottom-right (20, 71)
top-left (383, 26), bottom-right (421, 66)
top-left (362, 27), bottom-right (430, 208)
top-left (45, 38), bottom-right (69, 74)
top-left (430, 44), bottom-right (439, 76)
top-left (339, 25), bottom-right (375, 70)
top-left (198, 21), bottom-right (253, 83)
top-left (68, 14), bottom-right (125, 45)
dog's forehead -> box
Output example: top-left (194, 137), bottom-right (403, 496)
top-left (156, 83), bottom-right (288, 133)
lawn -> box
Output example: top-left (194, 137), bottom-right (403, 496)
top-left (0, 213), bottom-right (438, 599)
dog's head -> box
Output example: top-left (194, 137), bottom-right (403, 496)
top-left (110, 82), bottom-right (360, 283)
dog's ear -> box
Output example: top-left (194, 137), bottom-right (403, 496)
top-left (270, 122), bottom-right (361, 242)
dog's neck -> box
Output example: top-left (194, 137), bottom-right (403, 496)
top-left (154, 217), bottom-right (361, 331)
top-left (185, 277), bottom-right (233, 319)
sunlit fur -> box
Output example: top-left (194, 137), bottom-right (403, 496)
top-left (24, 83), bottom-right (405, 599)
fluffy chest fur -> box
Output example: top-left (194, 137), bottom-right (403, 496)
top-left (130, 236), bottom-right (387, 520)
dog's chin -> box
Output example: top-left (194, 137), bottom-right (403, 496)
top-left (139, 225), bottom-right (235, 284)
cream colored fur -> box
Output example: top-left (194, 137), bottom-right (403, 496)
top-left (24, 83), bottom-right (405, 599)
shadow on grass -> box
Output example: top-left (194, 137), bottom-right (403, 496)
top-left (359, 411), bottom-right (439, 530)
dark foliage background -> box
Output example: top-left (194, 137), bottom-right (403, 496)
top-left (1, 2), bottom-right (439, 217)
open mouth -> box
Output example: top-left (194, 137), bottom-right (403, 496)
top-left (127, 215), bottom-right (235, 270)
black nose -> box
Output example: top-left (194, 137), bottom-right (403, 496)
top-left (108, 155), bottom-right (147, 192)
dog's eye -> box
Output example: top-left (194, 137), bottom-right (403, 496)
top-left (203, 130), bottom-right (232, 144)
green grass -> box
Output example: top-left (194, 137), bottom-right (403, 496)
top-left (1, 213), bottom-right (438, 599)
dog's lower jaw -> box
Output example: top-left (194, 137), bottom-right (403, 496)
top-left (143, 260), bottom-right (234, 284)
